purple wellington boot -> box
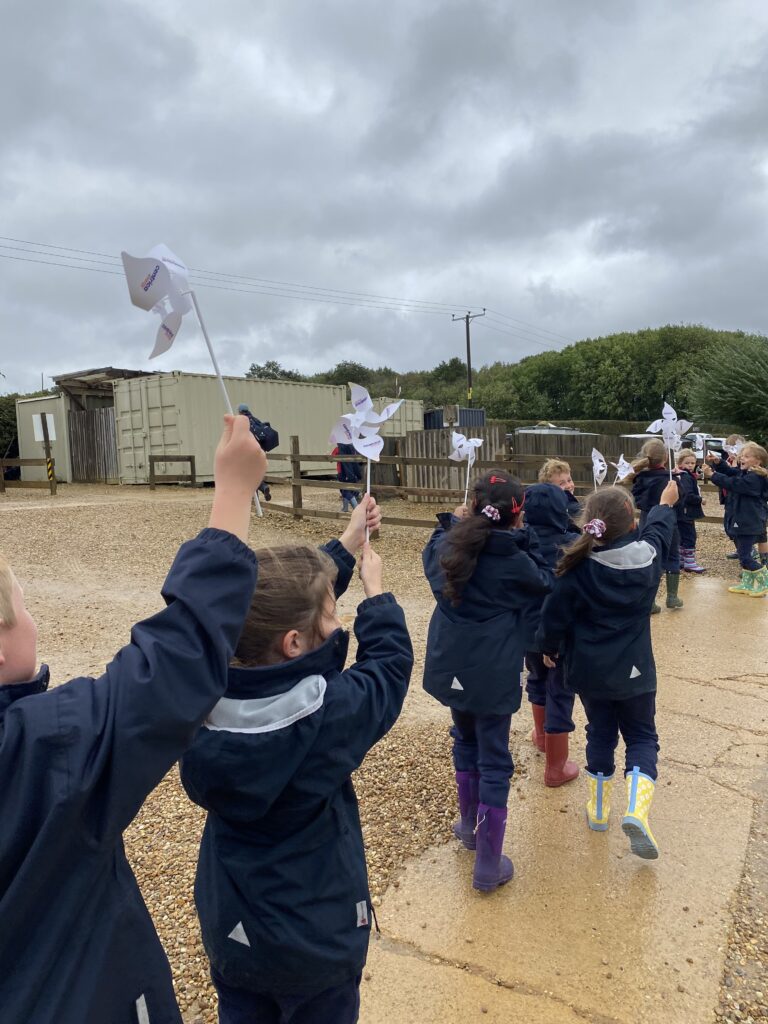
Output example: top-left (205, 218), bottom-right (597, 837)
top-left (472, 804), bottom-right (514, 892)
top-left (453, 771), bottom-right (480, 849)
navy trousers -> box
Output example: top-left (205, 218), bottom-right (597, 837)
top-left (450, 709), bottom-right (513, 808)
top-left (736, 535), bottom-right (761, 571)
top-left (213, 971), bottom-right (361, 1024)
top-left (677, 521), bottom-right (697, 549)
top-left (580, 692), bottom-right (659, 780)
top-left (524, 652), bottom-right (576, 733)
top-left (640, 511), bottom-right (679, 572)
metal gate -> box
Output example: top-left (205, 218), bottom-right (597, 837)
top-left (68, 407), bottom-right (119, 483)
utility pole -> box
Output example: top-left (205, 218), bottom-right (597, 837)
top-left (452, 309), bottom-right (485, 407)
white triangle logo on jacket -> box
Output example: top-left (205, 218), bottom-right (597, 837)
top-left (451, 677), bottom-right (464, 691)
top-left (629, 666), bottom-right (641, 679)
top-left (228, 921), bottom-right (251, 947)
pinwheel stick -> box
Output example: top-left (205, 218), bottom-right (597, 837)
top-left (366, 458), bottom-right (372, 542)
top-left (187, 289), bottom-right (263, 517)
top-left (464, 461), bottom-right (472, 506)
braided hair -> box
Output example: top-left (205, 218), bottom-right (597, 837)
top-left (440, 471), bottom-right (525, 605)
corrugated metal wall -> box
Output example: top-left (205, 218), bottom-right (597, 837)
top-left (404, 425), bottom-right (506, 502)
top-left (114, 373), bottom-right (348, 484)
top-left (15, 394), bottom-right (73, 483)
top-left (374, 398), bottom-right (424, 436)
top-left (68, 408), bottom-right (119, 483)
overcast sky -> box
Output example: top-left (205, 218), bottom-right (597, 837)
top-left (2, 0), bottom-right (768, 395)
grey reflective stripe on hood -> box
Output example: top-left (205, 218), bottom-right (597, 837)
top-left (204, 674), bottom-right (327, 733)
top-left (589, 540), bottom-right (657, 570)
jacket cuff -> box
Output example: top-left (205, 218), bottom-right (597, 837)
top-left (195, 527), bottom-right (257, 566)
top-left (324, 537), bottom-right (357, 570)
top-left (357, 592), bottom-right (398, 614)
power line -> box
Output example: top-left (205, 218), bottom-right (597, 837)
top-left (0, 235), bottom-right (571, 349)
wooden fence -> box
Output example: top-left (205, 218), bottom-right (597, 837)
top-left (0, 458), bottom-right (57, 495)
top-left (262, 437), bottom-right (725, 528)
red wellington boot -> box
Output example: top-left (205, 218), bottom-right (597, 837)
top-left (544, 733), bottom-right (580, 787)
top-left (529, 704), bottom-right (545, 753)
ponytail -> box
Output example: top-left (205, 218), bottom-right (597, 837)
top-left (556, 487), bottom-right (637, 577)
top-left (632, 439), bottom-right (667, 474)
top-left (440, 470), bottom-right (525, 605)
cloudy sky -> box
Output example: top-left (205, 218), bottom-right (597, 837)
top-left (2, 0), bottom-right (768, 395)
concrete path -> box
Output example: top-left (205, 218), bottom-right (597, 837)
top-left (360, 577), bottom-right (768, 1024)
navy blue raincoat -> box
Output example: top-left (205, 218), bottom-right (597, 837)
top-left (709, 459), bottom-right (768, 536)
top-left (422, 518), bottom-right (553, 715)
top-left (674, 468), bottom-right (704, 523)
top-left (0, 529), bottom-right (258, 1024)
top-left (632, 467), bottom-right (670, 514)
top-left (179, 540), bottom-right (413, 998)
top-left (536, 506), bottom-right (676, 700)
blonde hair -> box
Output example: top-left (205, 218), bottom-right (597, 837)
top-left (631, 439), bottom-right (668, 474)
top-left (741, 442), bottom-right (768, 477)
top-left (0, 555), bottom-right (16, 628)
top-left (726, 434), bottom-right (746, 446)
top-left (538, 458), bottom-right (571, 483)
top-left (676, 448), bottom-right (697, 466)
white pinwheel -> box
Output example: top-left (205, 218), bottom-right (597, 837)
top-left (329, 384), bottom-right (403, 534)
top-left (610, 453), bottom-right (634, 483)
top-left (121, 244), bottom-right (193, 359)
top-left (647, 403), bottom-right (693, 479)
top-left (592, 448), bottom-right (608, 489)
top-left (448, 431), bottom-right (484, 504)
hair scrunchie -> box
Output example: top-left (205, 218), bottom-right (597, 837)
top-left (481, 505), bottom-right (501, 522)
top-left (584, 518), bottom-right (607, 538)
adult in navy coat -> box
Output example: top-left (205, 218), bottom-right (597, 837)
top-left (0, 416), bottom-right (265, 1024)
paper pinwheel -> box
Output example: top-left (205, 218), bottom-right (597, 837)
top-left (120, 242), bottom-right (263, 515)
top-left (592, 448), bottom-right (608, 489)
top-left (724, 441), bottom-right (744, 457)
top-left (121, 244), bottom-right (192, 359)
top-left (329, 384), bottom-right (403, 534)
top-left (610, 453), bottom-right (634, 483)
top-left (329, 385), bottom-right (403, 463)
top-left (647, 403), bottom-right (693, 479)
top-left (448, 431), bottom-right (484, 504)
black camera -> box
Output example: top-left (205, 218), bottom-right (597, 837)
top-left (237, 405), bottom-right (280, 452)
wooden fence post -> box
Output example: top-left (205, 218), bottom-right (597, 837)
top-left (290, 435), bottom-right (303, 520)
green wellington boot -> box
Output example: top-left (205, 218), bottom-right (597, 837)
top-left (665, 572), bottom-right (683, 609)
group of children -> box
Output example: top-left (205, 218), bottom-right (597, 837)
top-left (1, 418), bottom-right (766, 1024)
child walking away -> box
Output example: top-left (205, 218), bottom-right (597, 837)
top-left (522, 479), bottom-right (581, 786)
top-left (537, 482), bottom-right (679, 860)
top-left (627, 439), bottom-right (683, 612)
top-left (704, 443), bottom-right (768, 597)
top-left (422, 472), bottom-right (553, 892)
top-left (0, 416), bottom-right (265, 1024)
top-left (333, 441), bottom-right (363, 512)
top-left (180, 498), bottom-right (412, 1024)
top-left (674, 449), bottom-right (705, 573)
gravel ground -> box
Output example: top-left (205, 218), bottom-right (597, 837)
top-left (1, 482), bottom-right (763, 1023)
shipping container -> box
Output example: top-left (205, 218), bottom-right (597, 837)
top-left (423, 407), bottom-right (486, 429)
top-left (16, 394), bottom-right (73, 483)
top-left (373, 397), bottom-right (424, 436)
top-left (113, 372), bottom-right (348, 484)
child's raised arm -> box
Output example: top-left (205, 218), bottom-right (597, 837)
top-left (46, 417), bottom-right (265, 844)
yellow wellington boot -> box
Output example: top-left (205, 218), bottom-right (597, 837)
top-left (747, 566), bottom-right (768, 598)
top-left (585, 770), bottom-right (613, 831)
top-left (621, 767), bottom-right (659, 859)
top-left (728, 569), bottom-right (756, 595)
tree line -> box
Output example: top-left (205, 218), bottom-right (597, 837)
top-left (246, 324), bottom-right (767, 440)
